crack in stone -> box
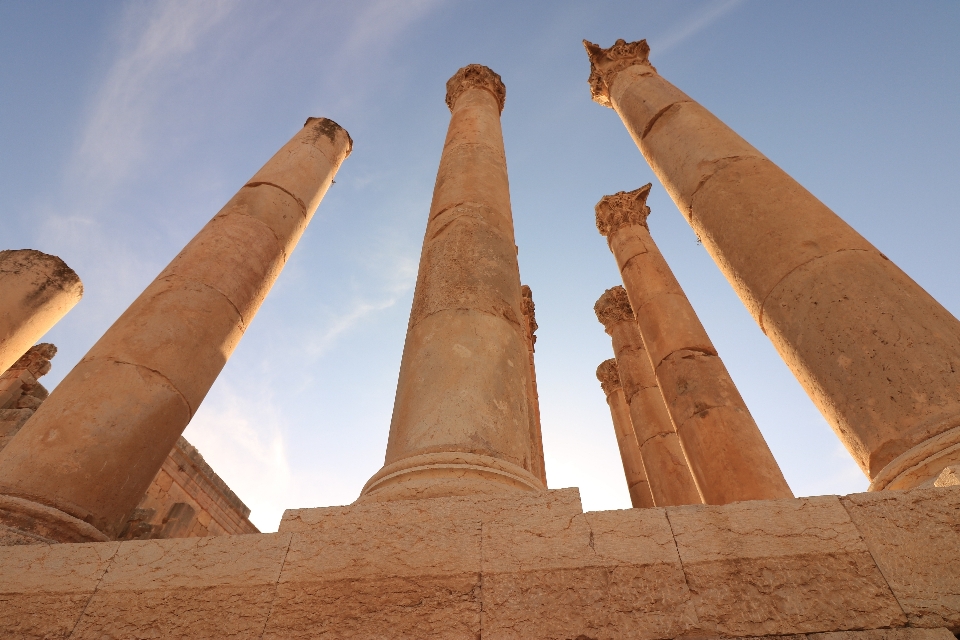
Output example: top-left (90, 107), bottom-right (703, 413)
top-left (244, 181), bottom-right (307, 216)
top-left (640, 100), bottom-right (691, 141)
top-left (66, 543), bottom-right (122, 638)
top-left (99, 357), bottom-right (194, 419)
top-left (257, 533), bottom-right (293, 639)
top-left (156, 274), bottom-right (250, 331)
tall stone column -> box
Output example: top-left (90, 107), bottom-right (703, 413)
top-left (0, 117), bottom-right (352, 542)
top-left (0, 250), bottom-right (82, 374)
top-left (596, 359), bottom-right (655, 508)
top-left (596, 185), bottom-right (793, 504)
top-left (521, 285), bottom-right (547, 485)
top-left (595, 286), bottom-right (701, 506)
top-left (359, 65), bottom-right (545, 502)
top-left (585, 38), bottom-right (960, 491)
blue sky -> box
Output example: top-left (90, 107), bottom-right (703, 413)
top-left (2, 1), bottom-right (958, 531)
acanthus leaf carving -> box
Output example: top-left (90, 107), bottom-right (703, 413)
top-left (446, 64), bottom-right (506, 113)
top-left (594, 286), bottom-right (635, 332)
top-left (596, 183), bottom-right (653, 237)
top-left (584, 38), bottom-right (655, 108)
top-left (596, 358), bottom-right (623, 396)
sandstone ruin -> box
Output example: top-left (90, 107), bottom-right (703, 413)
top-left (0, 45), bottom-right (956, 639)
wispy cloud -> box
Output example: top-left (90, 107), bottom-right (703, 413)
top-left (650, 0), bottom-right (747, 56)
top-left (71, 0), bottom-right (233, 191)
top-left (182, 383), bottom-right (293, 532)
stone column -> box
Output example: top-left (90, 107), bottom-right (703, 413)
top-left (596, 185), bottom-right (793, 504)
top-left (521, 285), bottom-right (547, 485)
top-left (0, 117), bottom-right (352, 542)
top-left (359, 65), bottom-right (545, 502)
top-left (0, 250), bottom-right (82, 374)
top-left (585, 38), bottom-right (960, 491)
top-left (595, 286), bottom-right (701, 506)
top-left (596, 358), bottom-right (655, 508)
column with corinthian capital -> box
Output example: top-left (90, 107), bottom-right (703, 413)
top-left (596, 359), bottom-right (654, 508)
top-left (584, 38), bottom-right (960, 491)
top-left (359, 65), bottom-right (545, 502)
top-left (595, 286), bottom-right (701, 506)
top-left (0, 118), bottom-right (352, 543)
top-left (596, 185), bottom-right (792, 504)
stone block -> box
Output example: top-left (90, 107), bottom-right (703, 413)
top-left (808, 628), bottom-right (956, 640)
top-left (841, 486), bottom-right (960, 629)
top-left (481, 505), bottom-right (697, 640)
top-left (667, 495), bottom-right (905, 637)
top-left (71, 533), bottom-right (288, 638)
top-left (0, 541), bottom-right (119, 639)
top-left (266, 494), bottom-right (488, 639)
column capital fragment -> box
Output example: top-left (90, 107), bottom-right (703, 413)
top-left (596, 358), bottom-right (622, 396)
top-left (583, 38), bottom-right (655, 108)
top-left (596, 183), bottom-right (653, 237)
top-left (594, 286), bottom-right (635, 333)
top-left (446, 64), bottom-right (506, 113)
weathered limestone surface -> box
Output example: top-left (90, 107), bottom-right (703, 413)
top-left (596, 186), bottom-right (792, 504)
top-left (0, 250), bottom-right (82, 375)
top-left (585, 38), bottom-right (960, 491)
top-left (596, 286), bottom-right (701, 506)
top-left (0, 117), bottom-right (352, 541)
top-left (521, 285), bottom-right (547, 485)
top-left (2, 486), bottom-right (955, 639)
top-left (841, 486), bottom-right (960, 630)
top-left (360, 65), bottom-right (545, 502)
top-left (0, 344), bottom-right (55, 451)
top-left (596, 359), bottom-right (655, 508)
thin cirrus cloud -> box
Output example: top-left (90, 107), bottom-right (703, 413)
top-left (649, 0), bottom-right (747, 55)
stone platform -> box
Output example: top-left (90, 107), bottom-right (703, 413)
top-left (1, 486), bottom-right (957, 639)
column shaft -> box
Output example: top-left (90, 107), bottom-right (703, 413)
top-left (521, 285), bottom-right (547, 485)
top-left (359, 65), bottom-right (545, 502)
top-left (595, 286), bottom-right (701, 506)
top-left (586, 38), bottom-right (960, 490)
top-left (597, 359), bottom-right (654, 508)
top-left (596, 186), bottom-right (793, 504)
top-left (0, 118), bottom-right (351, 541)
top-left (0, 250), bottom-right (82, 374)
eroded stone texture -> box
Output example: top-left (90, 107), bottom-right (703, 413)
top-left (0, 250), bottom-right (82, 375)
top-left (0, 117), bottom-right (352, 541)
top-left (0, 344), bottom-right (55, 451)
top-left (596, 358), bottom-right (655, 508)
top-left (596, 186), bottom-right (792, 504)
top-left (841, 486), bottom-right (960, 629)
top-left (521, 284), bottom-right (547, 486)
top-left (0, 541), bottom-right (118, 639)
top-left (359, 65), bottom-right (545, 502)
top-left (585, 38), bottom-right (960, 490)
top-left (72, 533), bottom-right (289, 638)
top-left (596, 286), bottom-right (701, 506)
top-left (667, 495), bottom-right (905, 637)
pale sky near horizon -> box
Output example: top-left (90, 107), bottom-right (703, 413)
top-left (2, 1), bottom-right (959, 531)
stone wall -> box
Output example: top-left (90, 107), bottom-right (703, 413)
top-left (0, 486), bottom-right (956, 638)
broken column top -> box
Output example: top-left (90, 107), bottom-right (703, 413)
top-left (596, 358), bottom-right (622, 396)
top-left (595, 183), bottom-right (653, 237)
top-left (583, 38), bottom-right (655, 108)
top-left (301, 117), bottom-right (353, 158)
top-left (445, 64), bottom-right (506, 113)
top-left (594, 286), bottom-right (635, 333)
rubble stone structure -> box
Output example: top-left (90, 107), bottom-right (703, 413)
top-left (120, 437), bottom-right (258, 540)
top-left (0, 344), bottom-right (56, 452)
top-left (596, 358), bottom-right (655, 508)
top-left (1, 55), bottom-right (959, 640)
top-left (0, 250), bottom-right (82, 375)
top-left (520, 285), bottom-right (547, 485)
top-left (359, 64), bottom-right (545, 502)
top-left (595, 286), bottom-right (701, 506)
top-left (585, 38), bottom-right (960, 492)
top-left (0, 117), bottom-right (351, 543)
top-left (596, 186), bottom-right (792, 504)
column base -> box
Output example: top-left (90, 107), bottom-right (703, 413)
top-left (0, 494), bottom-right (109, 545)
top-left (357, 451), bottom-right (545, 503)
top-left (869, 425), bottom-right (960, 491)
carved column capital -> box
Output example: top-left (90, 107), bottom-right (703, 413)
top-left (596, 183), bottom-right (653, 237)
top-left (7, 343), bottom-right (56, 378)
top-left (583, 39), bottom-right (655, 108)
top-left (521, 284), bottom-right (538, 349)
top-left (596, 358), bottom-right (622, 396)
top-left (594, 286), bottom-right (634, 333)
top-left (446, 64), bottom-right (506, 113)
